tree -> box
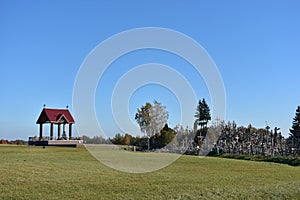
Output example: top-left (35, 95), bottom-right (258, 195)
top-left (194, 98), bottom-right (211, 129)
top-left (194, 98), bottom-right (211, 142)
top-left (135, 102), bottom-right (152, 136)
top-left (123, 133), bottom-right (133, 145)
top-left (150, 124), bottom-right (175, 149)
top-left (135, 100), bottom-right (169, 151)
top-left (290, 106), bottom-right (300, 154)
top-left (148, 100), bottom-right (169, 136)
top-left (110, 133), bottom-right (124, 145)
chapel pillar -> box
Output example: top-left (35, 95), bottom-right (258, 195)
top-left (57, 124), bottom-right (61, 139)
top-left (50, 123), bottom-right (54, 140)
top-left (69, 124), bottom-right (72, 140)
top-left (39, 123), bottom-right (43, 140)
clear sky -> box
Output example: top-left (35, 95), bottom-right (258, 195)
top-left (1, 0), bottom-right (300, 140)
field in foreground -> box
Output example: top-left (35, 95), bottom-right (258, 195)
top-left (0, 145), bottom-right (300, 199)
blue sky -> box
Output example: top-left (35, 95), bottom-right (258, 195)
top-left (1, 1), bottom-right (300, 140)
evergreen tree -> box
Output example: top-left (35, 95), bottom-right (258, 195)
top-left (194, 98), bottom-right (211, 129)
top-left (290, 106), bottom-right (300, 154)
top-left (150, 124), bottom-right (175, 149)
top-left (202, 99), bottom-right (211, 127)
top-left (194, 98), bottom-right (211, 142)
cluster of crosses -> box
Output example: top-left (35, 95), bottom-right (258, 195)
top-left (216, 122), bottom-right (296, 156)
top-left (168, 123), bottom-right (299, 156)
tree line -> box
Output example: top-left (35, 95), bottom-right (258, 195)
top-left (83, 124), bottom-right (176, 151)
top-left (84, 99), bottom-right (300, 156)
top-left (0, 139), bottom-right (27, 145)
top-left (192, 100), bottom-right (300, 156)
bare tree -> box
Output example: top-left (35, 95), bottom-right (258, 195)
top-left (148, 100), bottom-right (169, 137)
top-left (135, 100), bottom-right (169, 151)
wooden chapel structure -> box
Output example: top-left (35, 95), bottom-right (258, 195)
top-left (29, 106), bottom-right (82, 147)
top-left (36, 107), bottom-right (75, 140)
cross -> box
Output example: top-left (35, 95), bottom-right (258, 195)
top-left (215, 117), bottom-right (220, 126)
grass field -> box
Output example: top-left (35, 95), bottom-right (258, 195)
top-left (0, 145), bottom-right (300, 199)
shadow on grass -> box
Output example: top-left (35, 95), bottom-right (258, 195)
top-left (213, 154), bottom-right (300, 166)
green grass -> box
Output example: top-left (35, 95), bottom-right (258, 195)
top-left (0, 145), bottom-right (300, 199)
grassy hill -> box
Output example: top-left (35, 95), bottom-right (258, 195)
top-left (0, 145), bottom-right (299, 199)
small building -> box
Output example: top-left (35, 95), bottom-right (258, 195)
top-left (36, 108), bottom-right (75, 140)
top-left (29, 107), bottom-right (82, 147)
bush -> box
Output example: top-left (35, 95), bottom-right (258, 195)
top-left (0, 139), bottom-right (8, 144)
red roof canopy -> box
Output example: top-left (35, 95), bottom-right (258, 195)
top-left (36, 108), bottom-right (75, 124)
